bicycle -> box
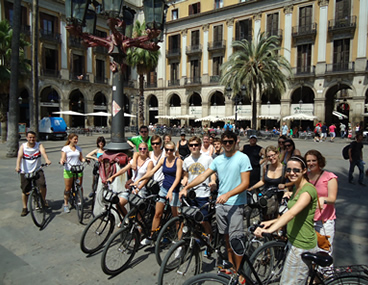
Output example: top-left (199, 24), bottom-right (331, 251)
top-left (100, 191), bottom-right (172, 275)
top-left (80, 182), bottom-right (127, 254)
top-left (24, 163), bottom-right (49, 228)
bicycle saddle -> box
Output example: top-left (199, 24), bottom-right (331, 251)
top-left (301, 251), bottom-right (333, 267)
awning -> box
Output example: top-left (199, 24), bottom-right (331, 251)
top-left (84, 112), bottom-right (136, 117)
top-left (282, 113), bottom-right (318, 121)
top-left (257, 115), bottom-right (281, 121)
top-left (195, 115), bottom-right (222, 122)
top-left (332, 111), bottom-right (348, 120)
top-left (220, 115), bottom-right (252, 121)
top-left (52, 111), bottom-right (85, 116)
top-left (175, 114), bottom-right (197, 119)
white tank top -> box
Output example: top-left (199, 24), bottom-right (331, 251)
top-left (21, 142), bottom-right (42, 173)
top-left (131, 158), bottom-right (151, 191)
top-left (150, 151), bottom-right (164, 186)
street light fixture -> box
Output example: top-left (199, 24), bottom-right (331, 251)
top-left (65, 0), bottom-right (167, 151)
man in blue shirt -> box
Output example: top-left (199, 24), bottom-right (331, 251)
top-left (181, 131), bottom-right (252, 272)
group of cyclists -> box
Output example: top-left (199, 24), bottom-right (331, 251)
top-left (16, 125), bottom-right (341, 285)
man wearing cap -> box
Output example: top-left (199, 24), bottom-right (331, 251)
top-left (176, 131), bottom-right (191, 160)
top-left (224, 121), bottom-right (233, 132)
top-left (241, 135), bottom-right (265, 187)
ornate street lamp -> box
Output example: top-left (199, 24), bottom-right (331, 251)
top-left (65, 0), bottom-right (167, 151)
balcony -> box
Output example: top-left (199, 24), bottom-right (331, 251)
top-left (145, 82), bottom-right (157, 88)
top-left (328, 16), bottom-right (356, 38)
top-left (41, 68), bottom-right (60, 78)
top-left (69, 73), bottom-right (89, 82)
top-left (292, 23), bottom-right (317, 39)
top-left (166, 48), bottom-right (181, 59)
top-left (210, 75), bottom-right (220, 83)
top-left (93, 46), bottom-right (109, 55)
top-left (94, 77), bottom-right (108, 84)
top-left (186, 45), bottom-right (202, 55)
top-left (266, 29), bottom-right (283, 40)
top-left (184, 77), bottom-right (201, 85)
top-left (40, 30), bottom-right (61, 43)
top-left (208, 40), bottom-right (226, 52)
top-left (292, 66), bottom-right (315, 77)
top-left (168, 79), bottom-right (180, 86)
top-left (68, 36), bottom-right (86, 49)
top-left (325, 62), bottom-right (355, 74)
top-left (234, 34), bottom-right (252, 42)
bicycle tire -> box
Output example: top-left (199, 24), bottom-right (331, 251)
top-left (28, 189), bottom-right (46, 228)
top-left (101, 226), bottom-right (139, 275)
top-left (182, 273), bottom-right (231, 285)
top-left (244, 240), bottom-right (287, 284)
top-left (155, 216), bottom-right (184, 266)
top-left (326, 276), bottom-right (368, 285)
top-left (158, 239), bottom-right (202, 285)
top-left (80, 212), bottom-right (115, 254)
top-left (75, 185), bottom-right (84, 224)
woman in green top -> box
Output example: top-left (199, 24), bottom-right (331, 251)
top-left (255, 155), bottom-right (318, 285)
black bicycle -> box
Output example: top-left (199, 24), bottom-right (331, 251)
top-left (80, 182), bottom-right (127, 254)
top-left (25, 163), bottom-right (49, 228)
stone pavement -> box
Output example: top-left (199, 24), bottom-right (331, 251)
top-left (0, 132), bottom-right (367, 285)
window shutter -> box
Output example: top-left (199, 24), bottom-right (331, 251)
top-left (235, 21), bottom-right (239, 40)
top-left (197, 2), bottom-right (201, 13)
top-left (189, 5), bottom-right (193, 15)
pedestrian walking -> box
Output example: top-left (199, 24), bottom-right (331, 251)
top-left (348, 132), bottom-right (366, 186)
top-left (329, 123), bottom-right (336, 142)
top-left (340, 122), bottom-right (346, 138)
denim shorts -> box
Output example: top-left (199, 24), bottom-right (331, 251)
top-left (158, 186), bottom-right (180, 207)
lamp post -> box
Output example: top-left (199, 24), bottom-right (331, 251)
top-left (226, 85), bottom-right (246, 128)
top-left (65, 0), bottom-right (166, 151)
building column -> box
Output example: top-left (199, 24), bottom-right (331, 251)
top-left (181, 29), bottom-right (188, 84)
top-left (60, 18), bottom-right (69, 79)
top-left (157, 40), bottom-right (166, 87)
top-left (202, 24), bottom-right (209, 84)
top-left (226, 18), bottom-right (234, 60)
top-left (283, 5), bottom-right (293, 62)
top-left (356, 0), bottom-right (368, 71)
top-left (87, 48), bottom-right (93, 82)
top-left (85, 99), bottom-right (94, 127)
top-left (316, 0), bottom-right (329, 74)
top-left (253, 13), bottom-right (262, 43)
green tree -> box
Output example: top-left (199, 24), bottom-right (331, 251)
top-left (0, 18), bottom-right (30, 145)
top-left (220, 32), bottom-right (291, 130)
top-left (125, 20), bottom-right (160, 126)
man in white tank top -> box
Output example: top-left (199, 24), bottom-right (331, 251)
top-left (15, 131), bottom-right (51, 217)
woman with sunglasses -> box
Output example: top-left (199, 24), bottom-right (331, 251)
top-left (255, 155), bottom-right (318, 285)
top-left (201, 134), bottom-right (214, 157)
top-left (305, 150), bottom-right (338, 255)
top-left (107, 142), bottom-right (153, 216)
top-left (134, 141), bottom-right (183, 246)
top-left (277, 135), bottom-right (287, 162)
top-left (282, 138), bottom-right (301, 165)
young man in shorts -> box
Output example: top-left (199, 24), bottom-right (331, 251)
top-left (15, 131), bottom-right (51, 216)
top-left (181, 131), bottom-right (252, 271)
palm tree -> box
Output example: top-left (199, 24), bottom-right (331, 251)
top-left (125, 20), bottom-right (160, 126)
top-left (220, 32), bottom-right (291, 130)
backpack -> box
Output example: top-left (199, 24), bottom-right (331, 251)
top-left (98, 151), bottom-right (131, 183)
top-left (342, 144), bottom-right (351, 160)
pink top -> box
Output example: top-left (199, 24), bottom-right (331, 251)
top-left (329, 125), bottom-right (336, 133)
top-left (309, 170), bottom-right (338, 221)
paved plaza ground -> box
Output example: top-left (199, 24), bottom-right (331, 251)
top-left (0, 132), bottom-right (367, 284)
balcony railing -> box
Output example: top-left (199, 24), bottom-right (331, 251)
top-left (292, 66), bottom-right (315, 76)
top-left (40, 30), bottom-right (61, 43)
top-left (208, 40), bottom-right (226, 51)
top-left (325, 62), bottom-right (355, 73)
top-left (292, 23), bottom-right (317, 37)
top-left (266, 29), bottom-right (283, 39)
top-left (210, 75), bottom-right (220, 83)
top-left (20, 25), bottom-right (31, 36)
top-left (41, 68), bottom-right (60, 78)
top-left (166, 48), bottom-right (181, 58)
top-left (186, 44), bottom-right (202, 55)
top-left (69, 73), bottom-right (89, 82)
top-left (68, 36), bottom-right (86, 49)
top-left (184, 77), bottom-right (201, 85)
top-left (168, 79), bottom-right (180, 86)
top-left (234, 34), bottom-right (252, 42)
top-left (93, 46), bottom-right (109, 54)
top-left (328, 16), bottom-right (357, 31)
top-left (94, 77), bottom-right (108, 84)
top-left (145, 82), bottom-right (157, 88)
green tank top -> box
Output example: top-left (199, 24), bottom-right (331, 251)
top-left (287, 182), bottom-right (317, 250)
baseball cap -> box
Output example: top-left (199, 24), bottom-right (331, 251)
top-left (249, 135), bottom-right (257, 139)
top-left (180, 131), bottom-right (186, 136)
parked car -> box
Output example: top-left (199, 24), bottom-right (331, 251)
top-left (39, 117), bottom-right (67, 140)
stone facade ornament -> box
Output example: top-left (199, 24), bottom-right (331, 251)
top-left (253, 13), bottom-right (262, 21)
top-left (283, 5), bottom-right (293, 14)
top-left (226, 18), bottom-right (234, 26)
top-left (181, 29), bottom-right (187, 36)
top-left (318, 0), bottom-right (329, 7)
top-left (202, 24), bottom-right (209, 32)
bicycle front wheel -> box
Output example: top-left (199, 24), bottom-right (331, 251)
top-left (74, 185), bottom-right (84, 224)
top-left (101, 226), bottom-right (139, 275)
top-left (28, 189), bottom-right (46, 228)
top-left (326, 276), bottom-right (368, 285)
top-left (182, 273), bottom-right (231, 285)
top-left (158, 240), bottom-right (202, 285)
top-left (80, 212), bottom-right (115, 254)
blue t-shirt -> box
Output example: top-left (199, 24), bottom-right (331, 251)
top-left (210, 151), bottom-right (252, 205)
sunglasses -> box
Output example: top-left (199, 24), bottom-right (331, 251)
top-left (222, 140), bottom-right (235, 145)
top-left (165, 148), bottom-right (174, 152)
top-left (139, 147), bottom-right (147, 151)
top-left (189, 143), bottom-right (199, 147)
top-left (286, 168), bottom-right (301, 173)
top-left (151, 142), bottom-right (161, 146)
top-left (284, 144), bottom-right (292, 147)
top-left (140, 130), bottom-right (148, 133)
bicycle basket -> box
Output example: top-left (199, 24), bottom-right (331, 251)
top-left (259, 189), bottom-right (279, 216)
top-left (146, 179), bottom-right (160, 194)
top-left (71, 165), bottom-right (84, 173)
top-left (181, 206), bottom-right (204, 223)
top-left (102, 188), bottom-right (119, 204)
top-left (129, 193), bottom-right (146, 210)
top-left (322, 265), bottom-right (368, 279)
top-left (24, 171), bottom-right (39, 180)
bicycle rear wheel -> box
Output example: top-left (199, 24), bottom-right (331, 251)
top-left (28, 189), bottom-right (46, 228)
top-left (183, 273), bottom-right (231, 285)
top-left (80, 212), bottom-right (115, 254)
top-left (74, 185), bottom-right (84, 224)
top-left (101, 226), bottom-right (139, 275)
top-left (326, 276), bottom-right (368, 285)
top-left (158, 240), bottom-right (202, 285)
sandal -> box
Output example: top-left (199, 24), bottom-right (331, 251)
top-left (219, 268), bottom-right (234, 275)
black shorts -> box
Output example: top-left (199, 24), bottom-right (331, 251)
top-left (20, 170), bottom-right (46, 194)
top-left (188, 197), bottom-right (211, 221)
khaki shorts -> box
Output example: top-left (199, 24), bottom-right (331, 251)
top-left (215, 204), bottom-right (244, 239)
top-left (20, 170), bottom-right (46, 194)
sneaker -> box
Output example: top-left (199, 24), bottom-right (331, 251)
top-left (204, 248), bottom-right (208, 258)
top-left (64, 205), bottom-right (70, 213)
top-left (140, 237), bottom-right (153, 246)
top-left (20, 208), bottom-right (29, 217)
